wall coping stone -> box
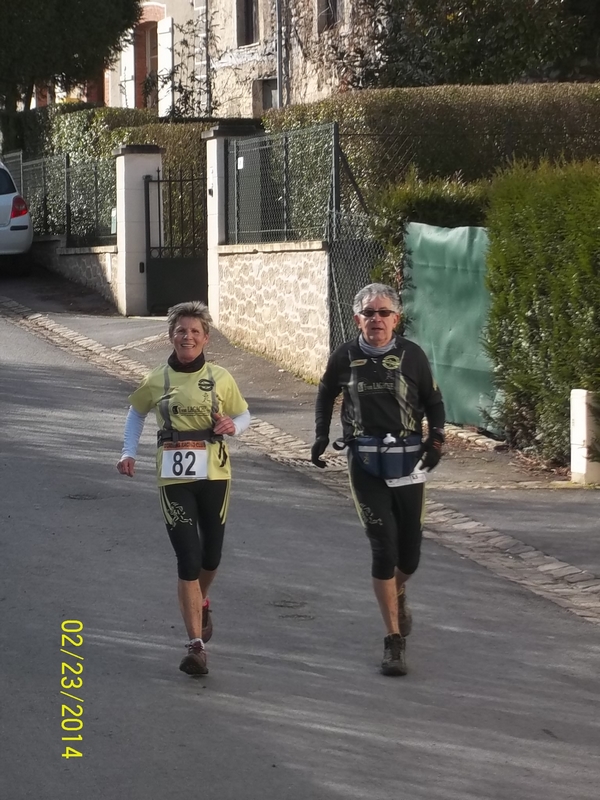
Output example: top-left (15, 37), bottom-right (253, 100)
top-left (202, 120), bottom-right (263, 139)
top-left (112, 144), bottom-right (165, 157)
top-left (57, 246), bottom-right (118, 256)
top-left (218, 241), bottom-right (327, 255)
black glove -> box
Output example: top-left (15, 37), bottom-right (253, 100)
top-left (421, 429), bottom-right (444, 471)
top-left (311, 436), bottom-right (329, 468)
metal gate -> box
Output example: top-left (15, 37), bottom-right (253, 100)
top-left (144, 168), bottom-right (208, 314)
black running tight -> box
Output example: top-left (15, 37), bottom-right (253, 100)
top-left (159, 480), bottom-right (231, 580)
top-left (348, 452), bottom-right (425, 580)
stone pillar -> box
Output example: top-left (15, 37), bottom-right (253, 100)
top-left (113, 144), bottom-right (165, 316)
top-left (202, 121), bottom-right (262, 326)
top-left (570, 389), bottom-right (600, 484)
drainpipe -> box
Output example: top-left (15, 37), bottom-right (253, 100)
top-left (205, 0), bottom-right (212, 115)
top-left (276, 0), bottom-right (283, 108)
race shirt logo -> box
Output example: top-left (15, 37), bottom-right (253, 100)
top-left (382, 355), bottom-right (401, 370)
top-left (171, 404), bottom-right (206, 416)
top-left (198, 378), bottom-right (214, 391)
top-left (358, 381), bottom-right (394, 393)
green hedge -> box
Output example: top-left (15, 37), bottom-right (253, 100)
top-left (0, 105), bottom-right (154, 160)
top-left (114, 121), bottom-right (212, 175)
top-left (47, 109), bottom-right (212, 172)
top-left (1, 106), bottom-right (212, 173)
top-left (50, 107), bottom-right (155, 161)
top-left (265, 84), bottom-right (600, 188)
top-left (485, 160), bottom-right (600, 463)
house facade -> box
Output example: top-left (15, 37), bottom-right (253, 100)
top-left (104, 0), bottom-right (368, 117)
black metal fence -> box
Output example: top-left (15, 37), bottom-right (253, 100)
top-left (67, 159), bottom-right (116, 246)
top-left (3, 150), bottom-right (116, 246)
top-left (337, 118), bottom-right (416, 214)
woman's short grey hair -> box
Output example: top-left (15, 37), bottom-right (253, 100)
top-left (353, 283), bottom-right (400, 315)
top-left (167, 300), bottom-right (213, 337)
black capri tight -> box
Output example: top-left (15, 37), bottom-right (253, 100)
top-left (159, 480), bottom-right (231, 581)
top-left (348, 452), bottom-right (425, 580)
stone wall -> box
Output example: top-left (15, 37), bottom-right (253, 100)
top-left (217, 241), bottom-right (330, 381)
top-left (32, 240), bottom-right (119, 309)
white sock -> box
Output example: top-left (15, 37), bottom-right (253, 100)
top-left (189, 637), bottom-right (204, 648)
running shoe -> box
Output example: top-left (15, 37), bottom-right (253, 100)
top-left (397, 585), bottom-right (412, 637)
top-left (381, 634), bottom-right (407, 676)
top-left (179, 640), bottom-right (209, 675)
top-left (202, 598), bottom-right (213, 643)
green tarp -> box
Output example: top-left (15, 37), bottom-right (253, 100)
top-left (403, 222), bottom-right (499, 429)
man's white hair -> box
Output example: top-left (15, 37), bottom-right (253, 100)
top-left (353, 283), bottom-right (400, 315)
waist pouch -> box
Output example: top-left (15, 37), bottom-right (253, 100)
top-left (351, 434), bottom-right (422, 479)
top-left (157, 428), bottom-right (222, 446)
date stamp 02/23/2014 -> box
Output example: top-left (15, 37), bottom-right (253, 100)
top-left (60, 620), bottom-right (85, 759)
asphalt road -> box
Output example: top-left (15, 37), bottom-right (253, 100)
top-left (1, 289), bottom-right (600, 799)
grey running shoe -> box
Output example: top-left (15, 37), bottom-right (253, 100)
top-left (179, 641), bottom-right (209, 675)
top-left (202, 599), bottom-right (213, 643)
top-left (381, 634), bottom-right (407, 676)
top-left (397, 586), bottom-right (413, 637)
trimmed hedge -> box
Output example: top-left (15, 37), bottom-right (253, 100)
top-left (485, 160), bottom-right (600, 463)
top-left (0, 105), bottom-right (154, 160)
top-left (50, 107), bottom-right (155, 161)
top-left (113, 121), bottom-right (213, 175)
top-left (1, 106), bottom-right (211, 173)
top-left (265, 84), bottom-right (600, 187)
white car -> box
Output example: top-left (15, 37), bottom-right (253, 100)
top-left (0, 160), bottom-right (33, 273)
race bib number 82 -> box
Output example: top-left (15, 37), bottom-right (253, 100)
top-left (161, 441), bottom-right (208, 479)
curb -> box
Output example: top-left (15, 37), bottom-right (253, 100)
top-left (445, 423), bottom-right (502, 451)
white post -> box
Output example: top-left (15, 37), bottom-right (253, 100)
top-left (570, 389), bottom-right (600, 484)
top-left (113, 144), bottom-right (165, 316)
top-left (203, 121), bottom-right (261, 326)
top-left (204, 136), bottom-right (226, 326)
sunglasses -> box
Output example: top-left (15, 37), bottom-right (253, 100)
top-left (359, 308), bottom-right (396, 318)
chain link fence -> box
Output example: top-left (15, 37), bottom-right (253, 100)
top-left (329, 212), bottom-right (385, 350)
top-left (225, 121), bottom-right (412, 243)
top-left (226, 124), bottom-right (336, 243)
top-left (331, 121), bottom-right (412, 347)
top-left (338, 118), bottom-right (416, 215)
